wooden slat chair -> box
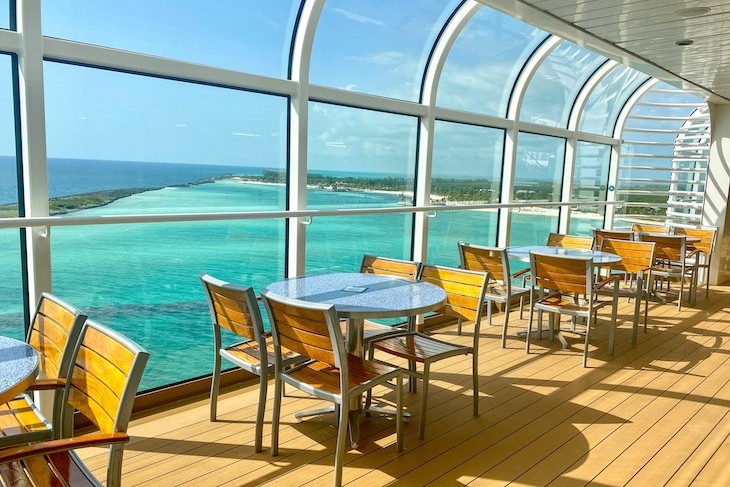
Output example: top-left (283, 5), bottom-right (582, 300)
top-left (674, 226), bottom-right (718, 299)
top-left (596, 239), bottom-right (655, 344)
top-left (458, 241), bottom-right (530, 347)
top-left (357, 255), bottom-right (422, 344)
top-left (593, 229), bottom-right (634, 250)
top-left (200, 274), bottom-right (303, 453)
top-left (637, 233), bottom-right (697, 310)
top-left (262, 292), bottom-right (403, 487)
top-left (526, 252), bottom-right (620, 367)
top-left (368, 264), bottom-right (488, 440)
top-left (631, 223), bottom-right (670, 234)
top-left (546, 232), bottom-right (594, 250)
top-left (0, 293), bottom-right (86, 449)
top-left (0, 320), bottom-right (149, 487)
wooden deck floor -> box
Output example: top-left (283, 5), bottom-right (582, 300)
top-left (80, 287), bottom-right (730, 486)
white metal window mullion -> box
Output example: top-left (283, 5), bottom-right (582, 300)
top-left (287, 0), bottom-right (324, 277)
top-left (500, 36), bottom-right (561, 246)
top-left (17, 0), bottom-right (51, 307)
top-left (413, 0), bottom-right (481, 263)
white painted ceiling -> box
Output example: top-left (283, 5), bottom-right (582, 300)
top-left (482, 0), bottom-right (730, 103)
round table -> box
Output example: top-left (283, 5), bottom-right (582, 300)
top-left (507, 245), bottom-right (622, 265)
top-left (263, 272), bottom-right (447, 443)
top-left (264, 272), bottom-right (447, 355)
top-left (0, 336), bottom-right (38, 404)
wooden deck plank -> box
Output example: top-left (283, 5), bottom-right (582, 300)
top-left (73, 289), bottom-right (730, 486)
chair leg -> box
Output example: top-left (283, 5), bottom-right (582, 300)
top-left (487, 301), bottom-right (492, 328)
top-left (519, 296), bottom-right (525, 320)
top-left (501, 305), bottom-right (510, 348)
top-left (333, 398), bottom-right (349, 487)
top-left (526, 306), bottom-right (534, 354)
top-left (271, 372), bottom-right (282, 457)
top-left (254, 373), bottom-right (267, 453)
top-left (396, 374), bottom-right (403, 452)
top-left (631, 286), bottom-right (641, 346)
top-left (583, 313), bottom-right (592, 368)
top-left (609, 283), bottom-right (619, 355)
top-left (210, 353), bottom-right (222, 422)
top-left (677, 276), bottom-right (684, 311)
top-left (472, 353), bottom-right (479, 417)
top-left (418, 363), bottom-right (431, 440)
top-left (408, 360), bottom-right (418, 394)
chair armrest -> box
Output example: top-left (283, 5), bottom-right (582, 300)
top-left (25, 378), bottom-right (66, 391)
top-left (0, 432), bottom-right (129, 464)
top-left (594, 274), bottom-right (620, 290)
top-left (511, 268), bottom-right (530, 278)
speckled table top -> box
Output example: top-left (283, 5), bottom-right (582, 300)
top-left (263, 272), bottom-right (446, 319)
top-left (0, 336), bottom-right (38, 404)
top-left (507, 246), bottom-right (622, 265)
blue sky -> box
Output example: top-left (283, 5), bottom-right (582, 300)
top-left (0, 1), bottom-right (699, 180)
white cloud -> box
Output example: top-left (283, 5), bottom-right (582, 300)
top-left (325, 141), bottom-right (347, 148)
top-left (348, 51), bottom-right (404, 66)
top-left (232, 132), bottom-right (261, 137)
top-left (174, 123), bottom-right (187, 128)
top-left (332, 8), bottom-right (385, 26)
top-left (342, 84), bottom-right (358, 91)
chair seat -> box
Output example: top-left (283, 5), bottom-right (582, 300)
top-left (595, 280), bottom-right (642, 297)
top-left (372, 332), bottom-right (472, 363)
top-left (221, 336), bottom-right (300, 372)
top-left (484, 282), bottom-right (530, 301)
top-left (287, 354), bottom-right (399, 395)
top-left (339, 319), bottom-right (408, 339)
top-left (650, 263), bottom-right (693, 276)
top-left (0, 396), bottom-right (51, 448)
top-left (535, 294), bottom-right (611, 316)
top-left (0, 450), bottom-right (97, 487)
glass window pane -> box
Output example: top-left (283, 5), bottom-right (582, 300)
top-left (569, 142), bottom-right (611, 234)
top-left (510, 133), bottom-right (565, 245)
top-left (437, 7), bottom-right (547, 117)
top-left (520, 41), bottom-right (606, 128)
top-left (310, 0), bottom-right (461, 101)
top-left (0, 229), bottom-right (24, 340)
top-left (616, 82), bottom-right (709, 227)
top-left (427, 121), bottom-right (503, 265)
top-left (44, 62), bottom-right (287, 214)
top-left (42, 1), bottom-right (299, 78)
top-left (51, 220), bottom-right (286, 391)
top-left (579, 65), bottom-right (649, 136)
top-left (0, 55), bottom-right (17, 217)
top-left (306, 103), bottom-right (417, 271)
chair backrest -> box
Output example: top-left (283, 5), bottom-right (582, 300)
top-left (200, 274), bottom-right (266, 345)
top-left (360, 255), bottom-right (421, 280)
top-left (546, 233), bottom-right (594, 250)
top-left (632, 223), bottom-right (669, 234)
top-left (262, 293), bottom-right (344, 370)
top-left (637, 233), bottom-right (686, 264)
top-left (27, 293), bottom-right (87, 384)
top-left (458, 241), bottom-right (508, 283)
top-left (420, 264), bottom-right (489, 327)
top-left (61, 321), bottom-right (148, 437)
top-left (593, 229), bottom-right (634, 250)
top-left (530, 252), bottom-right (592, 295)
top-left (601, 239), bottom-right (655, 275)
top-left (60, 320), bottom-right (148, 487)
top-left (674, 226), bottom-right (717, 254)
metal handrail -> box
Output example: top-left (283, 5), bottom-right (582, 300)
top-left (0, 200), bottom-right (624, 229)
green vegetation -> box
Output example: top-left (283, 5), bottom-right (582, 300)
top-left (0, 188), bottom-right (150, 217)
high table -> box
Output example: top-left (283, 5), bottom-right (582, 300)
top-left (263, 272), bottom-right (447, 445)
top-left (0, 336), bottom-right (38, 404)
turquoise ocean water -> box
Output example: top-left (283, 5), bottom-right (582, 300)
top-left (0, 165), bottom-right (601, 390)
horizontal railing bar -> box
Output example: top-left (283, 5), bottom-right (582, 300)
top-left (0, 201), bottom-right (623, 229)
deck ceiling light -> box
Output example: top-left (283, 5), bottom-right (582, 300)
top-left (674, 7), bottom-right (712, 18)
top-left (674, 7), bottom-right (712, 19)
top-left (676, 39), bottom-right (694, 47)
